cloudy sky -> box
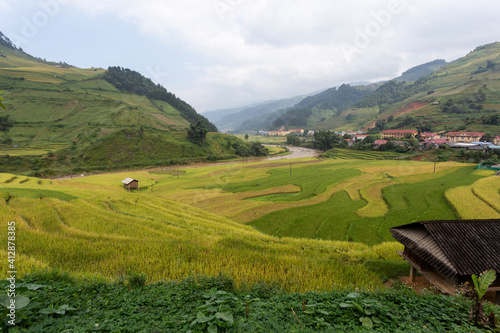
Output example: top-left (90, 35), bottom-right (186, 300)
top-left (1, 0), bottom-right (499, 112)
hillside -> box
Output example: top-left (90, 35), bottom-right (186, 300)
top-left (0, 34), bottom-right (265, 174)
top-left (237, 59), bottom-right (448, 133)
top-left (236, 84), bottom-right (373, 132)
top-left (323, 42), bottom-right (500, 133)
top-left (269, 84), bottom-right (374, 130)
top-left (394, 59), bottom-right (448, 82)
top-left (204, 93), bottom-right (312, 132)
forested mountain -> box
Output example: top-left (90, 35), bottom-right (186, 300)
top-left (205, 94), bottom-right (312, 131)
top-left (321, 42), bottom-right (500, 133)
top-left (268, 84), bottom-right (373, 130)
top-left (0, 32), bottom-right (264, 174)
top-left (395, 59), bottom-right (448, 82)
top-left (234, 59), bottom-right (449, 133)
top-left (103, 67), bottom-right (216, 131)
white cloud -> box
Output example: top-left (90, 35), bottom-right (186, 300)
top-left (3, 0), bottom-right (500, 110)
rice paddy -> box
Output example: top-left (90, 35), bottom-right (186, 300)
top-left (0, 156), bottom-right (498, 291)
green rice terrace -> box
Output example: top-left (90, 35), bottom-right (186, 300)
top-left (0, 156), bottom-right (499, 331)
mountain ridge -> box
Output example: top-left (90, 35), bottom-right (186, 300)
top-left (0, 32), bottom-right (267, 174)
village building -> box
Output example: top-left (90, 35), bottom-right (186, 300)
top-left (446, 142), bottom-right (486, 151)
top-left (354, 135), bottom-right (368, 141)
top-left (121, 178), bottom-right (140, 191)
top-left (381, 129), bottom-right (418, 139)
top-left (374, 139), bottom-right (388, 146)
top-left (422, 138), bottom-right (449, 149)
top-left (391, 219), bottom-right (500, 305)
top-left (288, 128), bottom-right (304, 135)
top-left (420, 132), bottom-right (437, 140)
top-left (444, 131), bottom-right (485, 143)
top-left (269, 128), bottom-right (304, 136)
top-left (494, 136), bottom-right (500, 145)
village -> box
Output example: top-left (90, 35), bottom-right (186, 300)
top-left (258, 127), bottom-right (500, 153)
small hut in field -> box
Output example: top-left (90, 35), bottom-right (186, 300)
top-left (390, 219), bottom-right (500, 304)
top-left (121, 178), bottom-right (139, 191)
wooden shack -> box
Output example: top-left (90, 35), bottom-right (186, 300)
top-left (390, 219), bottom-right (500, 304)
top-left (121, 178), bottom-right (139, 191)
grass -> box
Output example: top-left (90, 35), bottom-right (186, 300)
top-left (0, 171), bottom-right (405, 292)
top-left (322, 148), bottom-right (405, 160)
top-left (0, 144), bottom-right (68, 156)
top-left (245, 162), bottom-right (488, 245)
top-left (0, 157), bottom-right (497, 292)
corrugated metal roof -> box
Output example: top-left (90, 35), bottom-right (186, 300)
top-left (121, 178), bottom-right (138, 185)
top-left (391, 219), bottom-right (500, 278)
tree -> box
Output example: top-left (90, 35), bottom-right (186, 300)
top-left (364, 135), bottom-right (376, 144)
top-left (244, 134), bottom-right (249, 141)
top-left (0, 91), bottom-right (5, 109)
top-left (479, 134), bottom-right (494, 142)
top-left (313, 130), bottom-right (339, 150)
top-left (468, 270), bottom-right (497, 328)
top-left (187, 120), bottom-right (209, 145)
top-left (0, 115), bottom-right (12, 132)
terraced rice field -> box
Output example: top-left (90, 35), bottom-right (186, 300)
top-left (0, 156), bottom-right (497, 290)
top-left (324, 148), bottom-right (404, 160)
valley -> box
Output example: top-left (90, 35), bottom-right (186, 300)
top-left (0, 32), bottom-right (499, 331)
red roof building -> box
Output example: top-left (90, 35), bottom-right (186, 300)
top-left (381, 130), bottom-right (418, 139)
top-left (420, 132), bottom-right (437, 139)
top-left (444, 132), bottom-right (485, 143)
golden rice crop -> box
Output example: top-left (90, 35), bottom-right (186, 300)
top-left (445, 185), bottom-right (500, 219)
top-left (471, 175), bottom-right (500, 213)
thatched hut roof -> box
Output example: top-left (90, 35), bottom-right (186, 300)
top-left (390, 219), bottom-right (500, 279)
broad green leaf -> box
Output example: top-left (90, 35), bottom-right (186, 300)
top-left (14, 295), bottom-right (30, 309)
top-left (25, 284), bottom-right (47, 291)
top-left (207, 325), bottom-right (218, 333)
top-left (195, 311), bottom-right (212, 323)
top-left (372, 316), bottom-right (382, 324)
top-left (215, 311), bottom-right (233, 323)
top-left (352, 301), bottom-right (364, 313)
top-left (473, 270), bottom-right (496, 300)
top-left (360, 317), bottom-right (374, 328)
top-left (304, 310), bottom-right (315, 314)
top-left (58, 304), bottom-right (76, 311)
top-left (317, 309), bottom-right (330, 315)
top-left (365, 308), bottom-right (376, 315)
top-left (0, 294), bottom-right (29, 309)
top-left (39, 307), bottom-right (57, 315)
top-left (347, 292), bottom-right (360, 298)
top-left (0, 295), bottom-right (9, 307)
top-left (339, 302), bottom-right (353, 308)
top-left (363, 299), bottom-right (378, 304)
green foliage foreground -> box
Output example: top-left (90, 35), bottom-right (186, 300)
top-left (2, 273), bottom-right (498, 332)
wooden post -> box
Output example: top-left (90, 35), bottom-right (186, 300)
top-left (410, 266), bottom-right (417, 283)
top-left (496, 291), bottom-right (500, 305)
